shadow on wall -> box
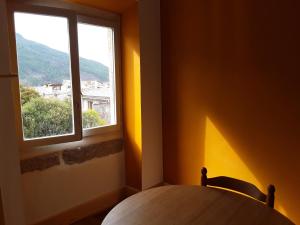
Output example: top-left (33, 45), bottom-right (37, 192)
top-left (161, 0), bottom-right (300, 224)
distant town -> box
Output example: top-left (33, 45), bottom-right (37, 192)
top-left (33, 80), bottom-right (113, 123)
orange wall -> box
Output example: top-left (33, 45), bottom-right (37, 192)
top-left (121, 3), bottom-right (142, 190)
top-left (67, 0), bottom-right (135, 13)
top-left (161, 0), bottom-right (300, 223)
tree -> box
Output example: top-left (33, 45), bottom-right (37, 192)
top-left (82, 109), bottom-right (106, 129)
top-left (20, 85), bottom-right (106, 138)
top-left (22, 98), bottom-right (73, 139)
top-left (19, 85), bottom-right (40, 105)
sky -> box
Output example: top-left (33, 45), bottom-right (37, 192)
top-left (14, 12), bottom-right (113, 67)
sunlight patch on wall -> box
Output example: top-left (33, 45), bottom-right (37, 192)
top-left (123, 49), bottom-right (141, 157)
top-left (204, 117), bottom-right (289, 217)
top-left (204, 117), bottom-right (263, 190)
top-left (133, 50), bottom-right (142, 153)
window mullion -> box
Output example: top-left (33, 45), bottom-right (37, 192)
top-left (68, 15), bottom-right (82, 140)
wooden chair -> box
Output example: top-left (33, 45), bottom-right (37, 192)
top-left (201, 167), bottom-right (275, 208)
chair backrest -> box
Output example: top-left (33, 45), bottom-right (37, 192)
top-left (201, 167), bottom-right (275, 208)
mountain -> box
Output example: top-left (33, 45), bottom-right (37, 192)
top-left (16, 34), bottom-right (109, 86)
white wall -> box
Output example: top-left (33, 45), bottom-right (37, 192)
top-left (22, 152), bottom-right (125, 224)
top-left (0, 80), bottom-right (26, 225)
top-left (139, 0), bottom-right (163, 189)
top-left (0, 1), bottom-right (125, 224)
top-left (0, 1), bottom-right (26, 225)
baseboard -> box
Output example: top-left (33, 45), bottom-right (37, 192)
top-left (123, 182), bottom-right (167, 197)
top-left (123, 185), bottom-right (140, 197)
top-left (145, 182), bottom-right (167, 190)
top-left (31, 188), bottom-right (124, 225)
top-left (30, 183), bottom-right (166, 225)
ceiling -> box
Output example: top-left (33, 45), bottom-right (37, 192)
top-left (67, 0), bottom-right (137, 13)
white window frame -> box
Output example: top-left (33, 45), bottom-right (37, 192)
top-left (77, 15), bottom-right (122, 138)
top-left (7, 0), bottom-right (122, 148)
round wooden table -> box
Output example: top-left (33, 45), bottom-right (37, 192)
top-left (102, 185), bottom-right (294, 225)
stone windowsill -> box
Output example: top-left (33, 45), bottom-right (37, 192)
top-left (20, 139), bottom-right (123, 174)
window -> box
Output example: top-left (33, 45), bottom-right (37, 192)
top-left (14, 12), bottom-right (75, 141)
top-left (77, 22), bottom-right (117, 130)
top-left (9, 3), bottom-right (120, 146)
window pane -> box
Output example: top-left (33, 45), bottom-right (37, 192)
top-left (14, 12), bottom-right (74, 140)
top-left (77, 23), bottom-right (116, 129)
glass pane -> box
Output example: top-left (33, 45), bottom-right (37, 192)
top-left (14, 12), bottom-right (74, 140)
top-left (77, 23), bottom-right (116, 129)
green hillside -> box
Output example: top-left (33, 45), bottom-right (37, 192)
top-left (16, 34), bottom-right (109, 86)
